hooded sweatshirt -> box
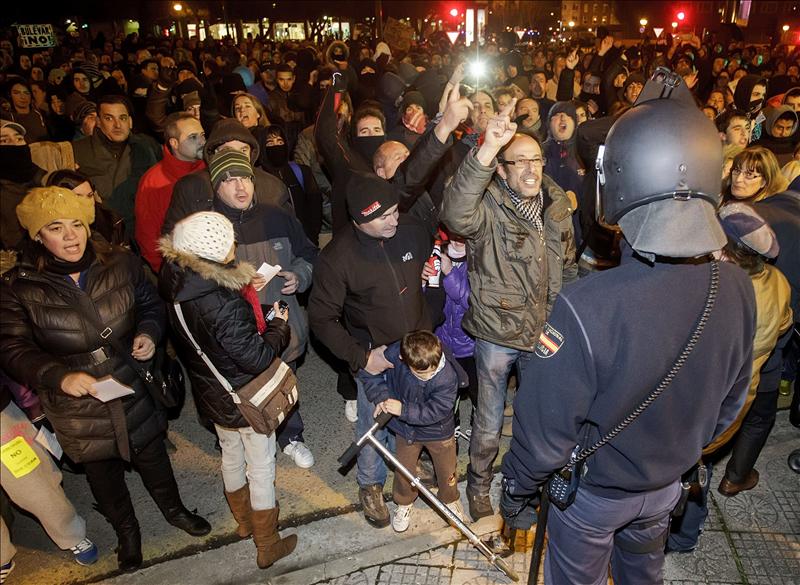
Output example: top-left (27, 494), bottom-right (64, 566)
top-left (161, 118), bottom-right (292, 237)
top-left (543, 101), bottom-right (583, 196)
top-left (753, 105), bottom-right (799, 166)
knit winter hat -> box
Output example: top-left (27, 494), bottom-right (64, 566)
top-left (718, 202), bottom-right (780, 259)
top-left (172, 211), bottom-right (235, 264)
top-left (16, 187), bottom-right (95, 239)
top-left (400, 90), bottom-right (426, 113)
top-left (346, 171), bottom-right (401, 224)
top-left (208, 149), bottom-right (254, 192)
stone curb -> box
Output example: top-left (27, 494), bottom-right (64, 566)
top-left (265, 515), bottom-right (504, 585)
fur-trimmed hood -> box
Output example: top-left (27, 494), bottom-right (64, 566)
top-left (158, 235), bottom-right (256, 302)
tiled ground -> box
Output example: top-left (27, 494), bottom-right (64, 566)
top-left (315, 411), bottom-right (800, 585)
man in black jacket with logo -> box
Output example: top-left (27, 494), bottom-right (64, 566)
top-left (309, 171), bottom-right (434, 528)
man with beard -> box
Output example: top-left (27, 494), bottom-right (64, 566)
top-left (439, 101), bottom-right (578, 521)
top-left (135, 112), bottom-right (207, 272)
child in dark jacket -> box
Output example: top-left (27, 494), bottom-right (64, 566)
top-left (359, 330), bottom-right (467, 533)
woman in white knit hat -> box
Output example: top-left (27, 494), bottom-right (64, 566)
top-left (158, 211), bottom-right (297, 570)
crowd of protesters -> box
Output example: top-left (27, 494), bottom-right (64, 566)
top-left (0, 21), bottom-right (798, 584)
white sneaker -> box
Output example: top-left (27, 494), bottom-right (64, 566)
top-left (283, 440), bottom-right (315, 468)
top-left (446, 499), bottom-right (464, 523)
top-left (392, 503), bottom-right (413, 532)
top-left (345, 400), bottom-right (358, 423)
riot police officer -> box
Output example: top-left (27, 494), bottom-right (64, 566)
top-left (499, 69), bottom-right (756, 584)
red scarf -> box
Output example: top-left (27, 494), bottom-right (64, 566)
top-left (241, 284), bottom-right (267, 334)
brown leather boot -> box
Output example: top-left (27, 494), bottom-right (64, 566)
top-left (224, 484), bottom-right (252, 538)
top-left (251, 506), bottom-right (297, 569)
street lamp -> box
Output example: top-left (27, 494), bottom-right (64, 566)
top-left (639, 18), bottom-right (648, 27)
top-left (173, 2), bottom-right (182, 11)
top-left (783, 24), bottom-right (790, 32)
top-left (568, 21), bottom-right (575, 28)
top-left (671, 21), bottom-right (678, 29)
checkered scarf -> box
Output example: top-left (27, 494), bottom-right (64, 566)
top-left (499, 178), bottom-right (544, 236)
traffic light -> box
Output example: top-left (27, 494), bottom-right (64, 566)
top-left (450, 8), bottom-right (458, 17)
top-left (676, 10), bottom-right (686, 21)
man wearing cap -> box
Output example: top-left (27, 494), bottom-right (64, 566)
top-left (309, 171), bottom-right (435, 528)
top-left (162, 118), bottom-right (291, 237)
top-left (135, 112), bottom-right (206, 273)
top-left (206, 149), bottom-right (318, 469)
top-left (499, 72), bottom-right (755, 583)
top-left (440, 99), bottom-right (578, 521)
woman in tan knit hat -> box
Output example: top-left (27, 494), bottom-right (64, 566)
top-left (0, 187), bottom-right (210, 573)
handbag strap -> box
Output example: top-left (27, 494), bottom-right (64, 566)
top-left (51, 286), bottom-right (160, 392)
top-left (567, 259), bottom-right (720, 469)
top-left (173, 302), bottom-right (241, 404)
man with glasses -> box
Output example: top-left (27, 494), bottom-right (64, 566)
top-left (440, 99), bottom-right (578, 520)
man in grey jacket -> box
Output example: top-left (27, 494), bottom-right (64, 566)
top-left (440, 99), bottom-right (578, 520)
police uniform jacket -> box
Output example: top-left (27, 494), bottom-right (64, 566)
top-left (501, 251), bottom-right (756, 497)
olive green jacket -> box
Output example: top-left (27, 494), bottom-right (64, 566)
top-left (440, 150), bottom-right (578, 352)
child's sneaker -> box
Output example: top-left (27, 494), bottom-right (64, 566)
top-left (446, 499), bottom-right (465, 522)
top-left (392, 503), bottom-right (414, 532)
top-left (1, 560), bottom-right (15, 585)
top-left (70, 537), bottom-right (99, 566)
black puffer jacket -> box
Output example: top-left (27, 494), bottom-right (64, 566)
top-left (0, 238), bottom-right (166, 463)
top-left (158, 237), bottom-right (290, 429)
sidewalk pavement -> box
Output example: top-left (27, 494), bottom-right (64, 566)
top-left (96, 412), bottom-right (798, 585)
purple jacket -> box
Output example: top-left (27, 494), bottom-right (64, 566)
top-left (435, 261), bottom-right (475, 358)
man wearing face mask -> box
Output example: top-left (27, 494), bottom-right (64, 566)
top-left (0, 120), bottom-right (47, 250)
top-left (440, 104), bottom-right (578, 521)
top-left (135, 112), bottom-right (207, 273)
top-left (260, 125), bottom-right (323, 246)
top-left (732, 75), bottom-right (768, 141)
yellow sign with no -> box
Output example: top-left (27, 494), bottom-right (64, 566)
top-left (1, 436), bottom-right (41, 478)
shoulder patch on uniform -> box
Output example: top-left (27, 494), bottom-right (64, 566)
top-left (535, 322), bottom-right (564, 358)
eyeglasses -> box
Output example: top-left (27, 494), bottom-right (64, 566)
top-left (731, 167), bottom-right (762, 181)
top-left (499, 157), bottom-right (546, 170)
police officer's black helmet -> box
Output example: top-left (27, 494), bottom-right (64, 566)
top-left (597, 67), bottom-right (727, 258)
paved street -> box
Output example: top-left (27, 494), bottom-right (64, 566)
top-left (2, 345), bottom-right (798, 585)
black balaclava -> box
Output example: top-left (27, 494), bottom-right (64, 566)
top-left (264, 143), bottom-right (289, 168)
top-left (352, 135), bottom-right (386, 164)
top-left (0, 145), bottom-right (38, 183)
top-left (733, 74), bottom-right (768, 115)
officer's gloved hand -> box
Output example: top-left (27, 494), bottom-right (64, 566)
top-left (500, 490), bottom-right (537, 530)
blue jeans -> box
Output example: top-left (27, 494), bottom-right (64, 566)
top-left (276, 360), bottom-right (305, 449)
top-left (546, 482), bottom-right (681, 585)
top-left (355, 376), bottom-right (395, 488)
top-left (467, 338), bottom-right (532, 495)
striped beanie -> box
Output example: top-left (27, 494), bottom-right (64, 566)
top-left (208, 149), bottom-right (254, 192)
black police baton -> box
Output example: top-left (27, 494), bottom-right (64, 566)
top-left (528, 492), bottom-right (549, 584)
top-left (338, 412), bottom-right (519, 582)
